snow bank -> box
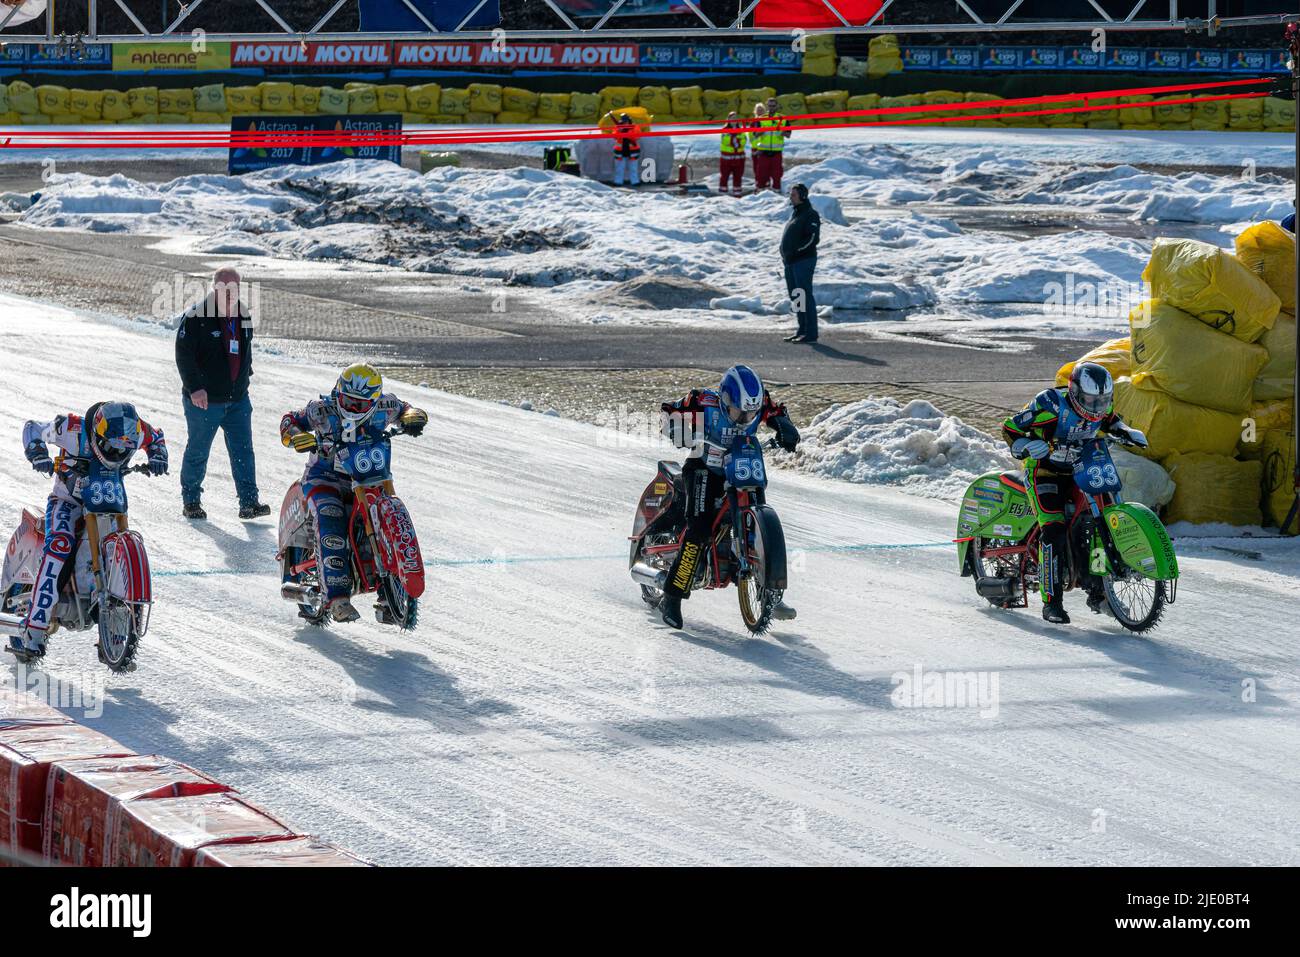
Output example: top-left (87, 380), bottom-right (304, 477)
top-left (787, 397), bottom-right (1013, 499)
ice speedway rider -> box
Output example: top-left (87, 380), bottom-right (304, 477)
top-left (658, 364), bottom-right (801, 630)
top-left (1001, 362), bottom-right (1149, 625)
top-left (280, 363), bottom-right (429, 624)
top-left (13, 402), bottom-right (168, 657)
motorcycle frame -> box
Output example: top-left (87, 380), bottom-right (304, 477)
top-left (640, 485), bottom-right (763, 592)
top-left (286, 479), bottom-right (394, 598)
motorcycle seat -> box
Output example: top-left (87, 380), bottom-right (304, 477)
top-left (1000, 471), bottom-right (1027, 492)
top-left (657, 460), bottom-right (682, 480)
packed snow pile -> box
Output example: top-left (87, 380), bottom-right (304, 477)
top-left (788, 397), bottom-right (1014, 499)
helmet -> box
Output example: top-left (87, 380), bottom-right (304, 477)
top-left (719, 365), bottom-right (764, 427)
top-left (1068, 362), bottom-right (1113, 422)
top-left (333, 363), bottom-right (383, 423)
top-left (90, 402), bottom-right (143, 469)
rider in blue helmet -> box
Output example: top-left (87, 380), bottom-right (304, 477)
top-left (657, 364), bottom-right (800, 630)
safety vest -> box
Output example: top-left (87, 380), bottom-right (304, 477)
top-left (612, 123), bottom-right (641, 157)
top-left (752, 114), bottom-right (787, 152)
top-left (719, 125), bottom-right (747, 155)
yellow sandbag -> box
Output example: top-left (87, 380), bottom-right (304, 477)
top-left (701, 89), bottom-right (739, 119)
top-left (315, 87), bottom-right (347, 114)
top-left (1129, 300), bottom-right (1267, 413)
top-left (1234, 221), bottom-right (1295, 311)
top-left (1142, 238), bottom-right (1280, 343)
top-left (1239, 399), bottom-right (1294, 459)
top-left (598, 106), bottom-right (651, 130)
top-left (879, 93), bottom-right (921, 118)
top-left (287, 85), bottom-right (318, 113)
top-left (1191, 98), bottom-right (1228, 130)
top-left (1152, 95), bottom-right (1193, 125)
top-left (638, 86), bottom-right (671, 116)
top-left (193, 84), bottom-right (227, 113)
top-left (1114, 377), bottom-right (1243, 459)
top-left (1260, 431), bottom-right (1298, 533)
top-left (0, 112), bottom-right (18, 124)
top-left (101, 91), bottom-right (132, 122)
top-left (805, 33), bottom-right (836, 57)
top-left (1227, 97), bottom-right (1263, 131)
top-left (739, 87), bottom-right (775, 118)
top-left (496, 111), bottom-right (534, 125)
top-left (68, 90), bottom-right (103, 120)
top-left (780, 93), bottom-right (811, 118)
top-left (1055, 337), bottom-right (1132, 388)
top-left (866, 52), bottom-right (903, 78)
top-left (1253, 310), bottom-right (1296, 400)
top-left (467, 83), bottom-right (502, 114)
top-left (188, 112), bottom-right (225, 124)
top-left (440, 88), bottom-right (470, 116)
top-left (465, 111), bottom-right (495, 125)
top-left (18, 114), bottom-right (52, 125)
top-left (920, 90), bottom-right (964, 120)
top-left (501, 86), bottom-right (538, 115)
top-left (348, 87), bottom-right (378, 114)
top-left (1118, 94), bottom-right (1154, 125)
top-left (405, 83), bottom-right (442, 115)
top-left (801, 55), bottom-right (837, 77)
top-left (427, 114), bottom-right (463, 124)
top-left (344, 82), bottom-right (372, 90)
top-left (7, 81), bottom-right (39, 115)
top-left (254, 82), bottom-right (291, 113)
top-left (157, 88), bottom-right (195, 114)
top-left (598, 85), bottom-right (639, 116)
top-left (224, 86), bottom-right (260, 114)
top-left (373, 84), bottom-right (406, 113)
top-left (50, 113), bottom-right (81, 125)
top-left (805, 91), bottom-right (847, 123)
top-left (1163, 453), bottom-right (1262, 527)
top-left (536, 93), bottom-right (570, 122)
top-left (36, 85), bottom-right (70, 116)
top-left (670, 86), bottom-right (703, 117)
top-left (156, 112), bottom-right (188, 124)
top-left (1262, 96), bottom-right (1296, 130)
top-left (126, 87), bottom-right (158, 116)
top-left (0, 85), bottom-right (7, 114)
top-left (401, 113), bottom-right (427, 125)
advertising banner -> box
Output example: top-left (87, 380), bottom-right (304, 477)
top-left (902, 44), bottom-right (1287, 74)
top-left (228, 114), bottom-right (401, 175)
top-left (112, 42), bottom-right (232, 72)
top-left (393, 41), bottom-right (639, 69)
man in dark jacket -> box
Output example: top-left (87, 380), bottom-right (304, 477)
top-left (174, 267), bottom-right (269, 520)
top-left (781, 183), bottom-right (821, 343)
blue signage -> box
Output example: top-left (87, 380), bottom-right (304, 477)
top-left (902, 44), bottom-right (1288, 73)
top-left (228, 114), bottom-right (402, 175)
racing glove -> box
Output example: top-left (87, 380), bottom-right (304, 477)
top-left (400, 407), bottom-right (428, 437)
top-left (147, 444), bottom-right (169, 477)
top-left (288, 432), bottom-right (318, 453)
top-left (772, 415), bottom-right (800, 453)
top-left (1012, 438), bottom-right (1051, 461)
top-left (25, 441), bottom-right (53, 476)
top-left (1107, 423), bottom-right (1149, 449)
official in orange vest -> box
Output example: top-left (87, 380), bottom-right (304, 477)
top-left (612, 113), bottom-right (641, 187)
top-left (718, 111), bottom-right (747, 197)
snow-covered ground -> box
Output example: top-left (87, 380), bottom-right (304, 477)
top-left (3, 292), bottom-right (1298, 865)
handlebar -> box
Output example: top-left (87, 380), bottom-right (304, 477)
top-left (67, 460), bottom-right (153, 477)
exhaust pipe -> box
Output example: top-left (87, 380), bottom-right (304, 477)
top-left (280, 582), bottom-right (319, 603)
top-left (975, 577), bottom-right (1019, 600)
top-left (0, 611), bottom-right (25, 638)
top-left (629, 562), bottom-right (666, 590)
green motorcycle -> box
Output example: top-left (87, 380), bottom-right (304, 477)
top-left (955, 437), bottom-right (1179, 633)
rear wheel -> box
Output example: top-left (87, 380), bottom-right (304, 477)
top-left (970, 536), bottom-right (1032, 608)
top-left (736, 513), bottom-right (781, 635)
top-left (282, 548), bottom-right (327, 626)
top-left (1103, 569), bottom-right (1167, 633)
top-left (96, 596), bottom-right (143, 673)
top-left (630, 535), bottom-right (672, 608)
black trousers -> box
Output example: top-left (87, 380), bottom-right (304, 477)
top-left (784, 256), bottom-right (817, 340)
top-left (664, 458), bottom-right (725, 599)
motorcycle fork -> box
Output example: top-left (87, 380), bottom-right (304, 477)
top-left (85, 514), bottom-right (125, 621)
top-left (728, 490), bottom-right (751, 579)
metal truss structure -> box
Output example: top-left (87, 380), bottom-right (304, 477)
top-left (3, 0), bottom-right (1295, 44)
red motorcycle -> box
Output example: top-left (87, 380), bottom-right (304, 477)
top-left (277, 428), bottom-right (424, 629)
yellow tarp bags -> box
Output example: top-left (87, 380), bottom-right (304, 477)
top-left (468, 83), bottom-right (503, 113)
top-left (224, 86), bottom-right (260, 114)
top-left (156, 113), bottom-right (189, 125)
top-left (866, 34), bottom-right (903, 77)
top-left (1262, 96), bottom-right (1296, 130)
top-left (1163, 453), bottom-right (1263, 527)
top-left (805, 91), bottom-right (848, 124)
top-left (802, 54), bottom-right (836, 77)
top-left (101, 90), bottom-right (132, 122)
top-left (157, 88), bottom-right (195, 115)
top-left (0, 85), bottom-right (7, 114)
top-left (348, 87), bottom-right (378, 114)
top-left (406, 84), bottom-right (442, 115)
top-left (293, 85), bottom-right (321, 113)
top-left (1118, 94), bottom-right (1154, 125)
top-left (1253, 310), bottom-right (1296, 401)
top-left (536, 93), bottom-right (570, 122)
top-left (1152, 95), bottom-right (1193, 125)
top-left (598, 85), bottom-right (638, 116)
top-left (194, 84), bottom-right (227, 113)
top-left (739, 87), bottom-right (775, 118)
top-left (127, 87), bottom-right (158, 116)
top-left (376, 85), bottom-right (408, 113)
top-left (638, 86), bottom-right (671, 116)
top-left (1191, 97), bottom-right (1228, 130)
top-left (1055, 337), bottom-right (1132, 388)
top-left (36, 86), bottom-right (70, 116)
top-left (68, 90), bottom-right (104, 121)
top-left (496, 111), bottom-right (533, 125)
top-left (501, 87), bottom-right (538, 115)
top-left (1227, 96), bottom-right (1264, 131)
top-left (18, 114), bottom-right (51, 125)
top-left (1260, 431), bottom-right (1298, 533)
top-left (567, 92), bottom-right (599, 123)
top-left (1239, 399), bottom-right (1294, 459)
top-left (465, 111), bottom-right (495, 125)
top-left (188, 112), bottom-right (226, 124)
top-left (1142, 238), bottom-right (1280, 342)
top-left (1129, 300), bottom-right (1268, 413)
top-left (669, 86), bottom-right (703, 117)
top-left (256, 82), bottom-right (292, 113)
top-left (702, 89), bottom-right (739, 119)
top-left (1234, 220), bottom-right (1295, 311)
top-left (598, 106), bottom-right (651, 130)
top-left (440, 88), bottom-right (470, 116)
top-left (317, 87), bottom-right (348, 114)
top-left (1114, 377), bottom-right (1243, 459)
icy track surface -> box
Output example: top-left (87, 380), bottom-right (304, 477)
top-left (4, 293), bottom-right (1299, 865)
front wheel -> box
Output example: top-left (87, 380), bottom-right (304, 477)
top-left (1103, 570), bottom-right (1167, 633)
top-left (97, 596), bottom-right (144, 672)
top-left (378, 575), bottom-right (419, 631)
top-left (736, 510), bottom-right (782, 636)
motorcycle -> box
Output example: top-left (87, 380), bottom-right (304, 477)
top-left (0, 462), bottom-right (154, 672)
top-left (955, 436), bottom-right (1179, 633)
top-left (277, 426), bottom-right (424, 629)
top-left (629, 435), bottom-right (788, 635)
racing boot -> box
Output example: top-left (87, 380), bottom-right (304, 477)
top-left (329, 597), bottom-right (361, 623)
top-left (1038, 523), bottom-right (1069, 625)
top-left (660, 594), bottom-right (684, 630)
top-left (1042, 600), bottom-right (1070, 625)
top-left (772, 599), bottom-right (797, 621)
top-left (6, 627), bottom-right (47, 662)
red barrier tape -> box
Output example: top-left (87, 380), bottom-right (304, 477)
top-left (0, 76), bottom-right (1278, 150)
